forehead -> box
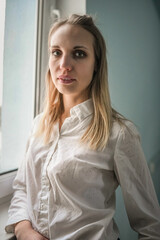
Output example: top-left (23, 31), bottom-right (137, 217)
top-left (50, 24), bottom-right (94, 48)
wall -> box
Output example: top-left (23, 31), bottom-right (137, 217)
top-left (56, 0), bottom-right (86, 18)
top-left (87, 0), bottom-right (160, 239)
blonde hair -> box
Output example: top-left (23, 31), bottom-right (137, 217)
top-left (36, 14), bottom-right (120, 150)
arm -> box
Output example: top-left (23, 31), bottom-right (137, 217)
top-left (114, 122), bottom-right (160, 239)
top-left (6, 142), bottom-right (49, 239)
top-left (5, 140), bottom-right (31, 233)
top-left (5, 115), bottom-right (42, 234)
top-left (14, 220), bottom-right (48, 240)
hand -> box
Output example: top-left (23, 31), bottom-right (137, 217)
top-left (15, 220), bottom-right (49, 240)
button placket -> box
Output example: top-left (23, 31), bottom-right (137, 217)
top-left (38, 133), bottom-right (60, 233)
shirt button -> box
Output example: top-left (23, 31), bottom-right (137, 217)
top-left (43, 230), bottom-right (49, 237)
top-left (42, 176), bottom-right (46, 181)
top-left (40, 203), bottom-right (44, 209)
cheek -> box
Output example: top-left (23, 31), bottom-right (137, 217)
top-left (49, 59), bottom-right (54, 70)
top-left (49, 60), bottom-right (57, 76)
top-left (48, 62), bottom-right (57, 86)
top-left (84, 62), bottom-right (95, 80)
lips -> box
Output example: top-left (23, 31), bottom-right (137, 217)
top-left (58, 75), bottom-right (76, 84)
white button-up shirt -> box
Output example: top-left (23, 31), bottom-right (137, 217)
top-left (5, 99), bottom-right (160, 239)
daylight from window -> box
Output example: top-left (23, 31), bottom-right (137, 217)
top-left (0, 0), bottom-right (37, 174)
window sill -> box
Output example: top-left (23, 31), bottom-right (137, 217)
top-left (0, 195), bottom-right (14, 240)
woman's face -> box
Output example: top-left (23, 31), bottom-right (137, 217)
top-left (49, 24), bottom-right (95, 102)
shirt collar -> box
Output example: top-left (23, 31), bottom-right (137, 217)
top-left (70, 98), bottom-right (93, 121)
top-left (47, 99), bottom-right (94, 143)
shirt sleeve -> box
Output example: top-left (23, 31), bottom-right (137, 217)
top-left (114, 122), bottom-right (160, 239)
top-left (5, 152), bottom-right (30, 233)
top-left (5, 115), bottom-right (40, 233)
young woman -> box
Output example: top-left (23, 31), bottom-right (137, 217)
top-left (6, 14), bottom-right (160, 240)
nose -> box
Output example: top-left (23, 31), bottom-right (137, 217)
top-left (60, 54), bottom-right (72, 71)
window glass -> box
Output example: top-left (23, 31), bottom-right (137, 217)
top-left (0, 0), bottom-right (37, 174)
top-left (0, 0), bottom-right (6, 173)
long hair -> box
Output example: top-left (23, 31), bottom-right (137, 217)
top-left (36, 14), bottom-right (121, 150)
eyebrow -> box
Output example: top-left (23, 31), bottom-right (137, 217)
top-left (73, 46), bottom-right (88, 50)
top-left (50, 45), bottom-right (89, 50)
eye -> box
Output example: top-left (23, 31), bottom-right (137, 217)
top-left (50, 49), bottom-right (62, 57)
top-left (73, 50), bottom-right (87, 58)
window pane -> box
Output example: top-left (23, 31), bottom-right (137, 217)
top-left (0, 0), bottom-right (37, 173)
top-left (0, 0), bottom-right (6, 172)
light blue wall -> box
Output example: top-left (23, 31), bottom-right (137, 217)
top-left (87, 0), bottom-right (160, 239)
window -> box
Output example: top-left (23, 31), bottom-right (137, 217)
top-left (0, 0), bottom-right (38, 175)
top-left (0, 0), bottom-right (5, 174)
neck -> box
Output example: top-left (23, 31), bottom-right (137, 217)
top-left (59, 95), bottom-right (89, 130)
top-left (62, 95), bottom-right (89, 117)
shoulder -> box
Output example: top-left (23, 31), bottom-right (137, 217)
top-left (31, 113), bottom-right (43, 134)
top-left (111, 119), bottom-right (144, 163)
top-left (110, 120), bottom-right (146, 172)
top-left (110, 119), bottom-right (140, 144)
top-left (33, 113), bottom-right (43, 124)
